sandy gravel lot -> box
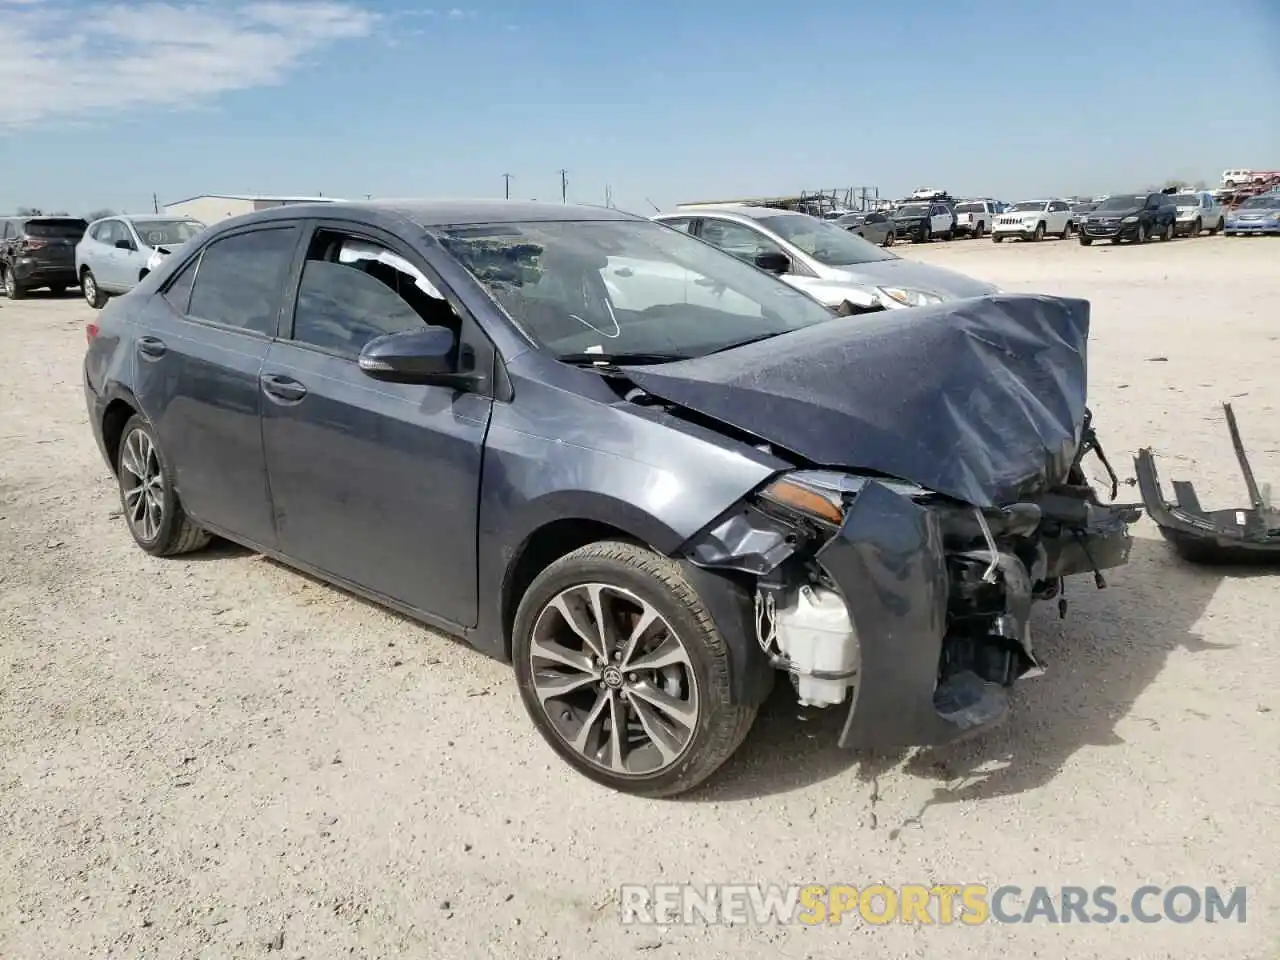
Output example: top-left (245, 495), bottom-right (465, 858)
top-left (1, 233), bottom-right (1277, 959)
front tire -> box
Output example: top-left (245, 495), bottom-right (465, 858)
top-left (1135, 223), bottom-right (1149, 243)
top-left (974, 221), bottom-right (986, 239)
top-left (512, 541), bottom-right (758, 798)
top-left (883, 232), bottom-right (895, 247)
top-left (1190, 217), bottom-right (1201, 237)
top-left (82, 269), bottom-right (108, 309)
top-left (1210, 217), bottom-right (1224, 235)
top-left (115, 415), bottom-right (211, 557)
top-left (1162, 220), bottom-right (1175, 241)
top-left (1079, 235), bottom-right (1093, 245)
top-left (1031, 222), bottom-right (1045, 242)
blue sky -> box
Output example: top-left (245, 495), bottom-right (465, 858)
top-left (1, 0), bottom-right (1278, 216)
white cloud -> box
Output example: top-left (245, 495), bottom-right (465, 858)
top-left (0, 1), bottom-right (377, 126)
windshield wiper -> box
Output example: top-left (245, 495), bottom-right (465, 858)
top-left (703, 331), bottom-right (787, 355)
top-left (557, 351), bottom-right (689, 367)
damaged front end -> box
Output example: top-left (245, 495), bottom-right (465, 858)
top-left (1136, 402), bottom-right (1280, 564)
top-left (682, 419), bottom-right (1141, 749)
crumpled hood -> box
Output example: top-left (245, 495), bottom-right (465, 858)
top-left (623, 294), bottom-right (1089, 507)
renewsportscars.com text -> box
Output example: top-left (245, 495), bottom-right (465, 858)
top-left (619, 884), bottom-right (1247, 926)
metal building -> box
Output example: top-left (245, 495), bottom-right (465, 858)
top-left (161, 194), bottom-right (339, 225)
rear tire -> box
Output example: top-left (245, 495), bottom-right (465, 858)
top-left (974, 221), bottom-right (985, 238)
top-left (512, 540), bottom-right (758, 798)
top-left (115, 414), bottom-right (211, 557)
top-left (82, 269), bottom-right (108, 309)
top-left (2, 266), bottom-right (25, 300)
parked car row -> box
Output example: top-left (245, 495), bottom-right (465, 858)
top-left (0, 212), bottom-right (205, 302)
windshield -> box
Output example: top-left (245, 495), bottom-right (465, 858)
top-left (895, 204), bottom-right (929, 217)
top-left (130, 219), bottom-right (204, 247)
top-left (24, 218), bottom-right (88, 239)
top-left (1010, 201), bottom-right (1045, 212)
top-left (1072, 202), bottom-right (1097, 213)
top-left (1239, 195), bottom-right (1280, 209)
top-left (1098, 195), bottom-right (1144, 210)
top-left (756, 215), bottom-right (896, 267)
top-left (954, 202), bottom-right (984, 212)
top-left (438, 219), bottom-right (840, 360)
top-left (1172, 194), bottom-right (1199, 206)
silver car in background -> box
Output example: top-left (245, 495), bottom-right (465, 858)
top-left (655, 206), bottom-right (997, 309)
top-left (75, 214), bottom-right (205, 308)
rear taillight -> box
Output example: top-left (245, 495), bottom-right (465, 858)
top-left (86, 323), bottom-right (99, 343)
top-left (22, 237), bottom-right (47, 251)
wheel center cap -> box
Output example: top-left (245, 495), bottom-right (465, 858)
top-left (602, 665), bottom-right (623, 688)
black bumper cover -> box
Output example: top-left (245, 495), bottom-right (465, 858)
top-left (1136, 403), bottom-right (1280, 564)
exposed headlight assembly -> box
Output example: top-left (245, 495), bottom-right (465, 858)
top-left (876, 286), bottom-right (944, 308)
top-left (759, 470), bottom-right (932, 526)
top-left (1121, 216), bottom-right (1139, 223)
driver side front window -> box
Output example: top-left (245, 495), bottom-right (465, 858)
top-left (699, 221), bottom-right (782, 264)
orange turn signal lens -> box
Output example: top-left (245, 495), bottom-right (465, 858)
top-left (760, 477), bottom-right (845, 525)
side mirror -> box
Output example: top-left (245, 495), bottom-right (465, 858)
top-left (358, 326), bottom-right (484, 389)
top-left (754, 251), bottom-right (791, 274)
top-left (114, 239), bottom-right (134, 251)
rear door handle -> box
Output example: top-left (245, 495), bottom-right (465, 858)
top-left (261, 374), bottom-right (307, 403)
top-left (137, 336), bottom-right (167, 359)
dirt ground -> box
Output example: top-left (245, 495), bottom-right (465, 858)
top-left (1, 234), bottom-right (1277, 959)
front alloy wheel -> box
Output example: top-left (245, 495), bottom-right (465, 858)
top-left (82, 269), bottom-right (107, 309)
top-left (513, 541), bottom-right (757, 797)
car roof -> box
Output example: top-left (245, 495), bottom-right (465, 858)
top-left (658, 205), bottom-right (803, 222)
top-left (119, 213), bottom-right (202, 222)
top-left (333, 199), bottom-right (641, 226)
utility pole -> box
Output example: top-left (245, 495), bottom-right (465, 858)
top-left (558, 168), bottom-right (568, 203)
top-left (604, 184), bottom-right (612, 208)
top-left (152, 192), bottom-right (159, 214)
top-left (502, 173), bottom-right (513, 199)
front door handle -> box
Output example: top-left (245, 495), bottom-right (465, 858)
top-left (261, 374), bottom-right (307, 403)
top-left (137, 336), bottom-right (167, 358)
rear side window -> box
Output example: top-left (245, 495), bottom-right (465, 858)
top-left (187, 227), bottom-right (298, 335)
top-left (163, 254), bottom-right (200, 314)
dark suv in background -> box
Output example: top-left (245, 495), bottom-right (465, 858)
top-left (1077, 193), bottom-right (1176, 245)
top-left (0, 215), bottom-right (89, 298)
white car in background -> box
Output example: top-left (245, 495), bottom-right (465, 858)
top-left (951, 199), bottom-right (999, 238)
top-left (1169, 190), bottom-right (1226, 236)
top-left (991, 199), bottom-right (1073, 242)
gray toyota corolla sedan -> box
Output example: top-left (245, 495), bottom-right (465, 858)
top-left (83, 199), bottom-right (1138, 797)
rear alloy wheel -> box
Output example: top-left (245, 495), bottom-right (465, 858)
top-left (116, 414), bottom-right (211, 557)
top-left (82, 269), bottom-right (108, 309)
top-left (2, 266), bottom-right (25, 300)
top-left (512, 541), bottom-right (757, 797)
top-left (974, 221), bottom-right (985, 239)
